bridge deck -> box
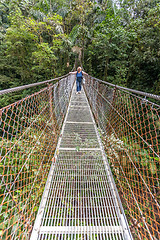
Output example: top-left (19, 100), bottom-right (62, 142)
top-left (31, 83), bottom-right (132, 240)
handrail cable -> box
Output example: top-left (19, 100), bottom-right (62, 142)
top-left (0, 73), bottom-right (69, 96)
top-left (0, 72), bottom-right (159, 101)
top-left (89, 75), bottom-right (160, 101)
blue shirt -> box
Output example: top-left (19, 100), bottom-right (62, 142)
top-left (76, 71), bottom-right (83, 82)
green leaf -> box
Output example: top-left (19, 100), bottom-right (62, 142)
top-left (33, 206), bottom-right (38, 211)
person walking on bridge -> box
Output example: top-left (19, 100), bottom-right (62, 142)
top-left (70, 67), bottom-right (87, 94)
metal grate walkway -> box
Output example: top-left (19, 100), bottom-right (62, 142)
top-left (30, 83), bottom-right (132, 240)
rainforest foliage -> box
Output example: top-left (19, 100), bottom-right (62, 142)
top-left (0, 0), bottom-right (160, 105)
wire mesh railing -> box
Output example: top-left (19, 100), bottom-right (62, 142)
top-left (0, 74), bottom-right (75, 240)
top-left (0, 71), bottom-right (159, 240)
top-left (84, 75), bottom-right (160, 240)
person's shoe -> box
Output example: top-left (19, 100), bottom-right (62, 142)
top-left (76, 92), bottom-right (79, 94)
top-left (79, 91), bottom-right (81, 94)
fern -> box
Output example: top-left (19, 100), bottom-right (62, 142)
top-left (69, 25), bottom-right (81, 44)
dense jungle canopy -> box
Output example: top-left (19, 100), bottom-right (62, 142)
top-left (0, 0), bottom-right (160, 106)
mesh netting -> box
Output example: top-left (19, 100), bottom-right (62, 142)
top-left (84, 76), bottom-right (160, 240)
top-left (0, 75), bottom-right (74, 239)
top-left (0, 72), bottom-right (159, 240)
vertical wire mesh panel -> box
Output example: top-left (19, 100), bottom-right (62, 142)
top-left (84, 76), bottom-right (160, 240)
top-left (0, 75), bottom-right (74, 240)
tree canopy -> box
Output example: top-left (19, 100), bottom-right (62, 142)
top-left (0, 0), bottom-right (160, 106)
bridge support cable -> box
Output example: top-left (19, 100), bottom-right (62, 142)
top-left (30, 83), bottom-right (133, 240)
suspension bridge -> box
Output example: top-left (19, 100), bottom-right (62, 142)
top-left (0, 73), bottom-right (159, 240)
